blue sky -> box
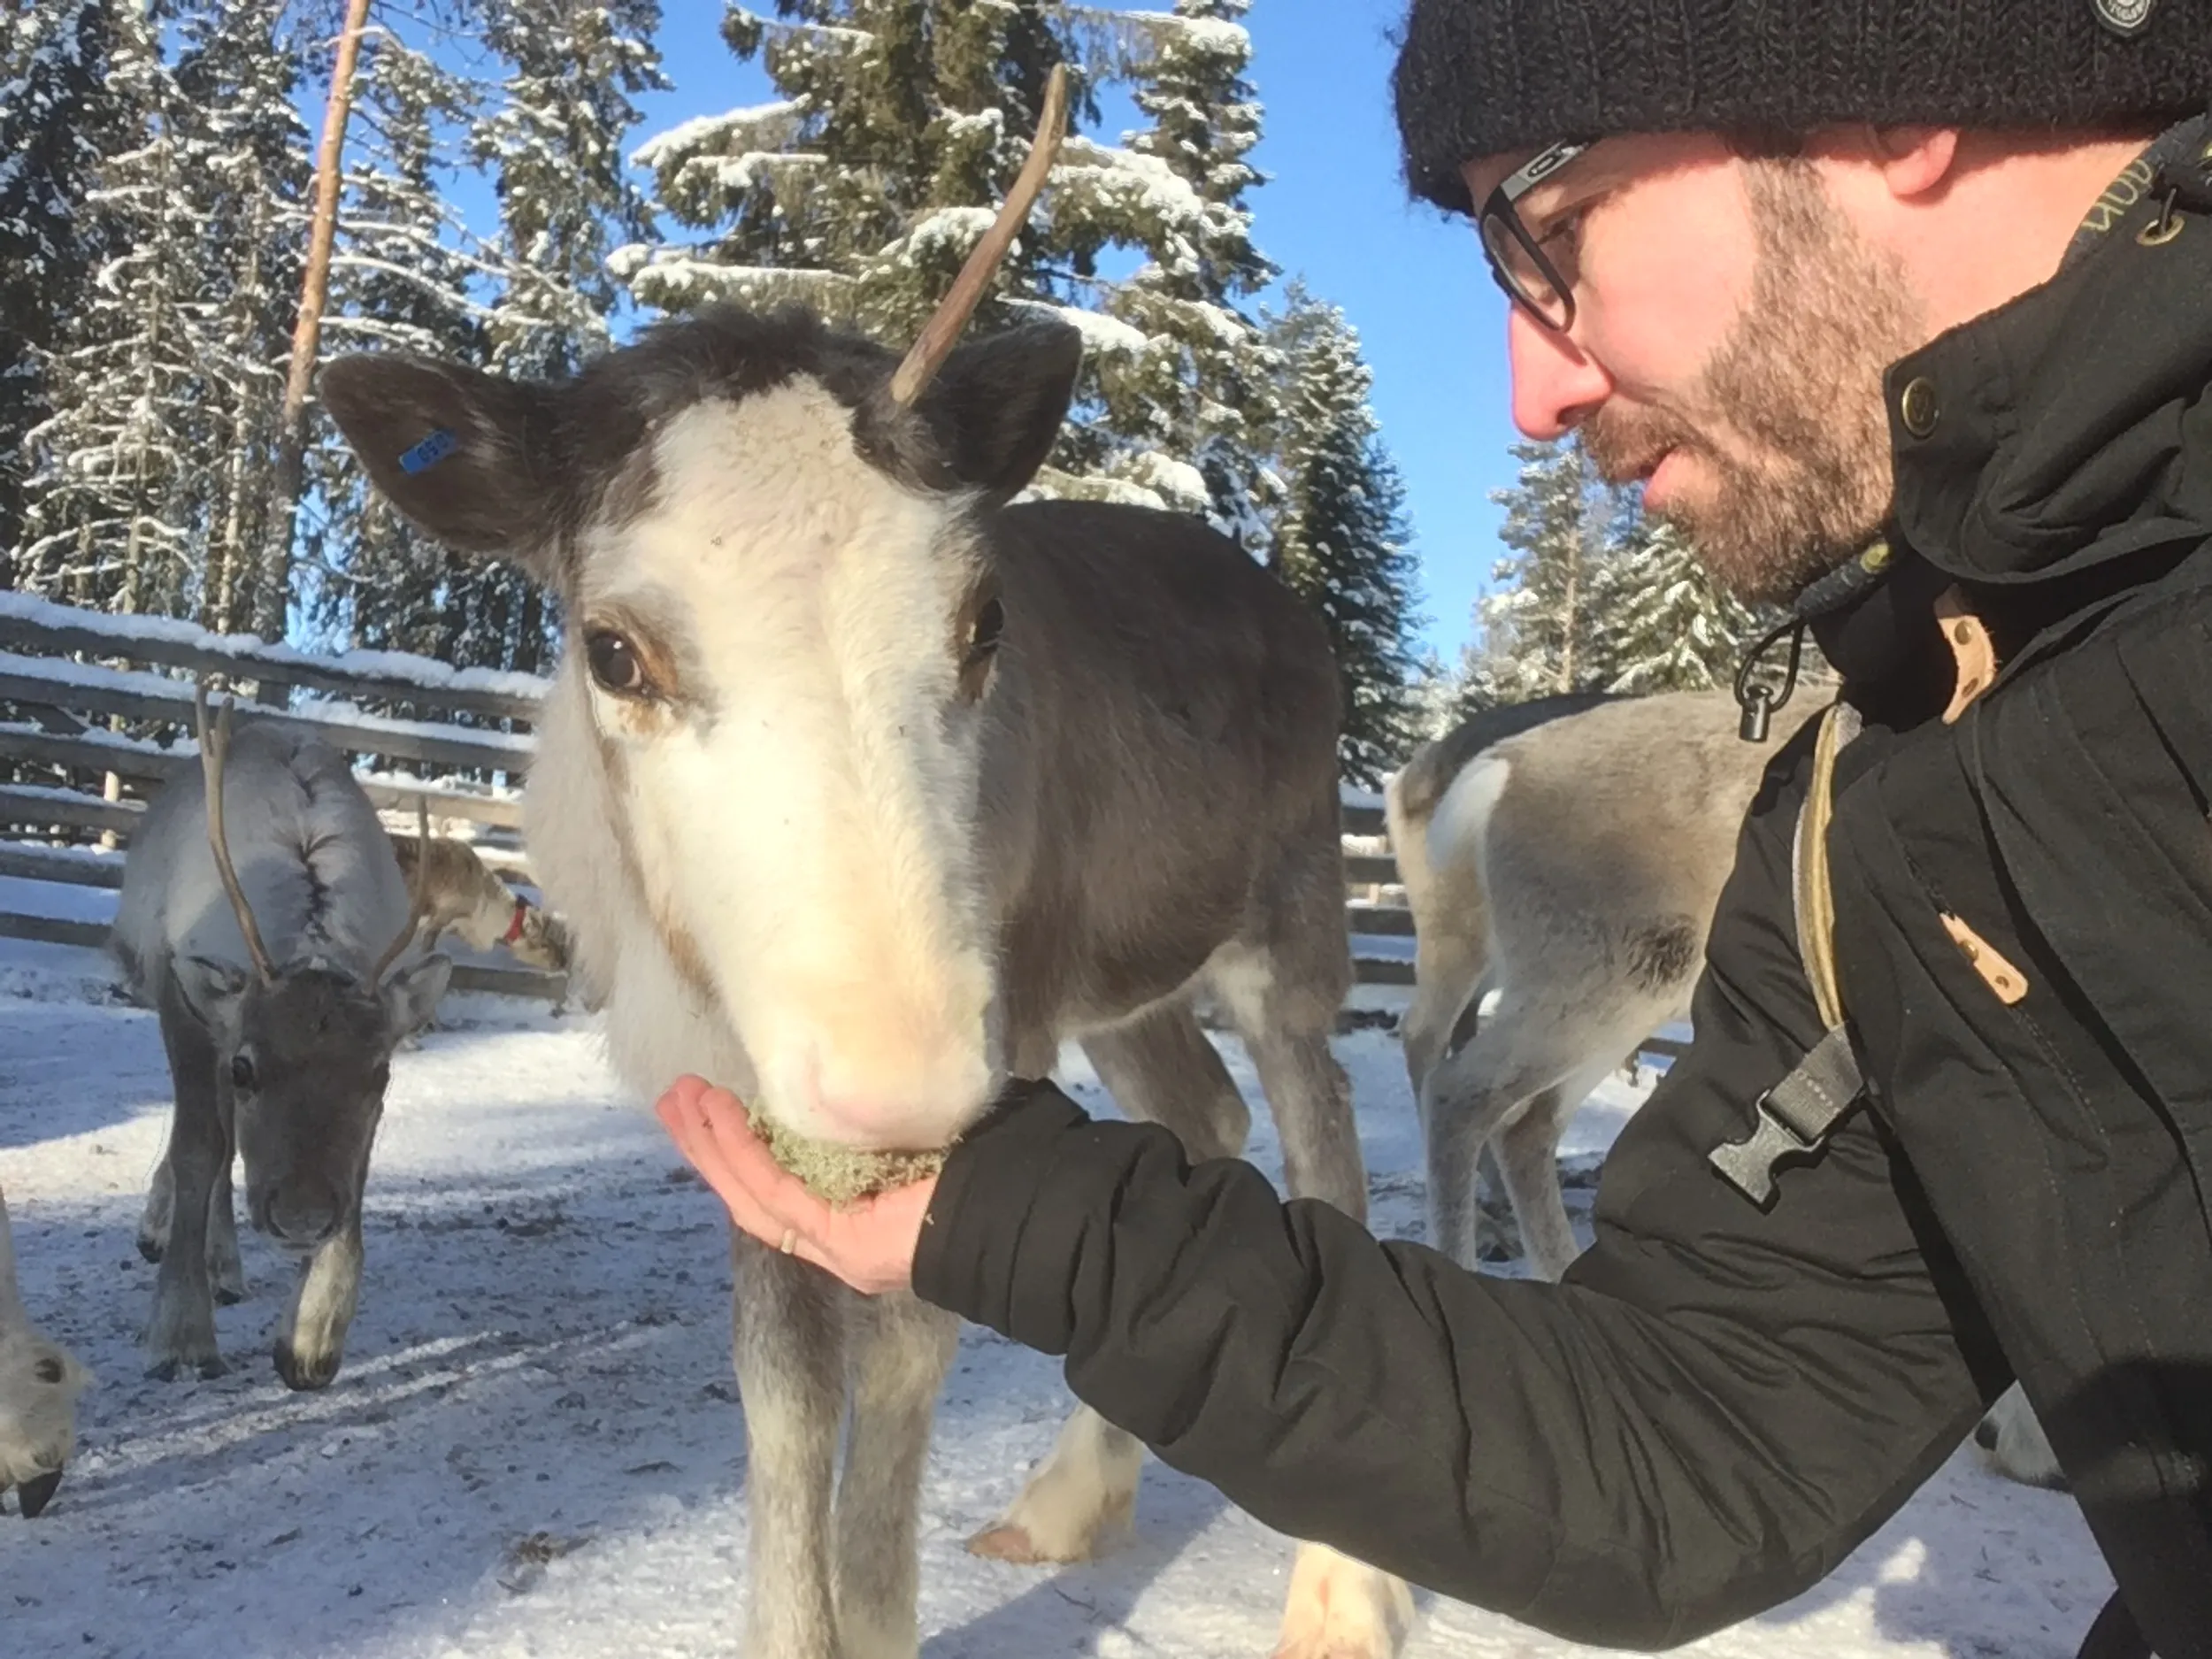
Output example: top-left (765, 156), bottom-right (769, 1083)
top-left (429, 1), bottom-right (1525, 664)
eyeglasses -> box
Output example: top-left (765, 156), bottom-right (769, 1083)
top-left (1479, 139), bottom-right (1592, 333)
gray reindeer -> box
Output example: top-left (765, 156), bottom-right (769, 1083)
top-left (113, 692), bottom-right (451, 1388)
top-left (318, 70), bottom-right (1412, 1659)
top-left (0, 1181), bottom-right (92, 1517)
top-left (1387, 687), bottom-right (2065, 1493)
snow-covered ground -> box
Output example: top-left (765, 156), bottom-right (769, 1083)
top-left (0, 935), bottom-right (2116, 1658)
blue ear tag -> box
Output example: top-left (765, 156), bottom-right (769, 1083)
top-left (398, 427), bottom-right (458, 474)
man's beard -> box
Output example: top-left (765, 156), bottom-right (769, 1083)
top-left (1580, 159), bottom-right (1925, 604)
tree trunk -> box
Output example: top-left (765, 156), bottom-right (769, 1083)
top-left (259, 0), bottom-right (373, 647)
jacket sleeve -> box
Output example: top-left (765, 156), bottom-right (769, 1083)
top-left (913, 753), bottom-right (2007, 1651)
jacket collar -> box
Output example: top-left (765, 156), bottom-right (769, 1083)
top-left (1884, 111), bottom-right (2212, 589)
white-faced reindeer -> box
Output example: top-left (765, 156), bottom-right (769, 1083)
top-left (319, 71), bottom-right (1411, 1659)
top-left (388, 831), bottom-right (571, 972)
top-left (112, 694), bottom-right (452, 1388)
top-left (1386, 687), bottom-right (2064, 1493)
top-left (0, 1182), bottom-right (93, 1517)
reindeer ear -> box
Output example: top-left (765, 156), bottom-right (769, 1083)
top-left (174, 957), bottom-right (251, 1032)
top-left (918, 322), bottom-right (1082, 505)
top-left (380, 953), bottom-right (452, 1040)
top-left (318, 354), bottom-right (565, 573)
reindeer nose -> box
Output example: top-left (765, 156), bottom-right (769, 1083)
top-left (266, 1177), bottom-right (342, 1247)
top-left (1973, 1417), bottom-right (2001, 1452)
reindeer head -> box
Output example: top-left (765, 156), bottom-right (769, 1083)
top-left (0, 1330), bottom-right (90, 1517)
top-left (0, 1187), bottom-right (92, 1519)
top-left (180, 696), bottom-right (450, 1248)
top-left (319, 73), bottom-right (1075, 1156)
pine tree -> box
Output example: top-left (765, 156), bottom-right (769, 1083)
top-left (1586, 511), bottom-right (1764, 695)
top-left (1455, 434), bottom-right (1621, 712)
top-left (0, 0), bottom-right (127, 578)
top-left (1265, 284), bottom-right (1423, 787)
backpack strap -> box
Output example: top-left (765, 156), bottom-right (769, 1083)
top-left (1709, 699), bottom-right (1868, 1207)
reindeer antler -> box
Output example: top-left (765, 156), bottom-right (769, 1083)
top-left (194, 685), bottom-right (278, 985)
top-left (887, 62), bottom-right (1072, 407)
top-left (368, 793), bottom-right (432, 987)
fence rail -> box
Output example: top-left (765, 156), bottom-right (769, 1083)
top-left (0, 594), bottom-right (1686, 1057)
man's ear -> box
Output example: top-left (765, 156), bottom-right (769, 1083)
top-left (318, 353), bottom-right (567, 579)
top-left (915, 322), bottom-right (1084, 504)
top-left (1868, 126), bottom-right (1962, 202)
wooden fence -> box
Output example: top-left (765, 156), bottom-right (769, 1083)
top-left (0, 592), bottom-right (1421, 1004)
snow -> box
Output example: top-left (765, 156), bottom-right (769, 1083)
top-left (1007, 297), bottom-right (1153, 359)
top-left (0, 942), bottom-right (2117, 1657)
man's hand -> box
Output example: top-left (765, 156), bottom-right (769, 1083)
top-left (653, 1074), bottom-right (936, 1295)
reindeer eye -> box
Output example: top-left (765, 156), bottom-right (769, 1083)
top-left (230, 1054), bottom-right (256, 1091)
top-left (35, 1356), bottom-right (64, 1385)
top-left (586, 630), bottom-right (647, 698)
top-left (967, 596), bottom-right (1004, 660)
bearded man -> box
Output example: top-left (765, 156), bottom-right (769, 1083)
top-left (657, 5), bottom-right (2212, 1655)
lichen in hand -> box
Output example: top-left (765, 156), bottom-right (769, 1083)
top-left (747, 1105), bottom-right (948, 1209)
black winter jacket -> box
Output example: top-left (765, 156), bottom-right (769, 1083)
top-left (913, 119), bottom-right (2212, 1656)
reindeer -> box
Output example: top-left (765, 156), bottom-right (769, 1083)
top-left (318, 68), bottom-right (1411, 1659)
top-left (1386, 687), bottom-right (2064, 1494)
top-left (112, 692), bottom-right (451, 1388)
top-left (387, 831), bottom-right (571, 972)
top-left (0, 1181), bottom-right (92, 1517)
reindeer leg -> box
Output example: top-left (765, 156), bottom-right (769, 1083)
top-left (206, 1094), bottom-right (244, 1305)
top-left (144, 991), bottom-right (226, 1381)
top-left (733, 1231), bottom-right (846, 1659)
top-left (1213, 939), bottom-right (1416, 1659)
top-left (1492, 1086), bottom-right (1582, 1283)
top-left (136, 1155), bottom-right (173, 1264)
top-left (964, 1004), bottom-right (1243, 1567)
top-left (275, 1214), bottom-right (363, 1391)
top-left (833, 1290), bottom-right (957, 1659)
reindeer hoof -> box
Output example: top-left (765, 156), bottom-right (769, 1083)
top-left (16, 1470), bottom-right (63, 1518)
top-left (274, 1342), bottom-right (340, 1393)
top-left (136, 1234), bottom-right (164, 1264)
top-left (965, 1523), bottom-right (1052, 1563)
top-left (212, 1281), bottom-right (244, 1307)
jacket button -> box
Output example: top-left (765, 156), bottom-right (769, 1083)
top-left (1900, 376), bottom-right (1940, 437)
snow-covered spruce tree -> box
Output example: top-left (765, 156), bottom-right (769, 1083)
top-left (14, 4), bottom-right (221, 617)
top-left (0, 0), bottom-right (131, 579)
top-left (442, 0), bottom-right (667, 673)
top-left (1041, 0), bottom-right (1280, 547)
top-left (1453, 434), bottom-right (1623, 716)
top-left (1586, 510), bottom-right (1765, 695)
top-left (617, 2), bottom-right (1280, 541)
top-left (302, 26), bottom-right (492, 662)
top-left (1263, 283), bottom-right (1423, 787)
top-left (170, 0), bottom-right (312, 634)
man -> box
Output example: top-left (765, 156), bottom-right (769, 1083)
top-left (657, 3), bottom-right (2212, 1653)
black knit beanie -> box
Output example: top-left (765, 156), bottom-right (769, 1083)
top-left (1394, 0), bottom-right (2212, 217)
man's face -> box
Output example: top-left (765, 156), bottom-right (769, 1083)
top-left (1463, 134), bottom-right (1926, 603)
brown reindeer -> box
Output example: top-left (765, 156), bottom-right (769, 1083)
top-left (318, 71), bottom-right (1410, 1659)
top-left (387, 832), bottom-right (571, 972)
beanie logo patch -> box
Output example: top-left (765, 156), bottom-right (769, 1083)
top-left (2093, 0), bottom-right (2157, 37)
